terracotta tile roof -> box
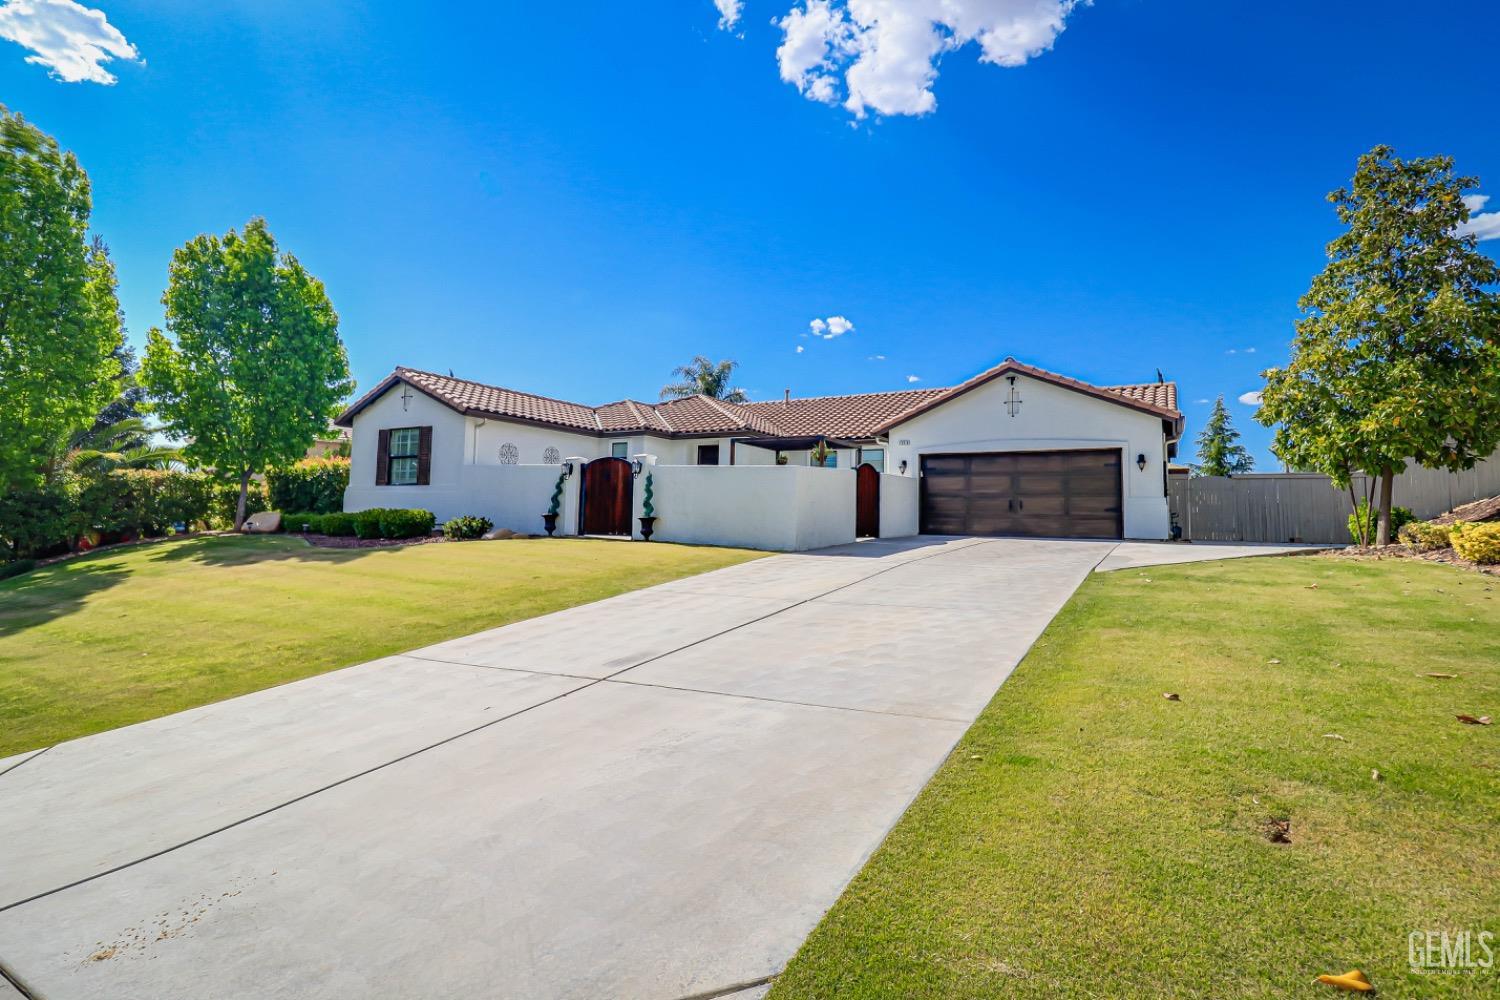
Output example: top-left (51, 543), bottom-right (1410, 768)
top-left (335, 362), bottom-right (1181, 440)
top-left (741, 389), bottom-right (947, 438)
top-left (1103, 381), bottom-right (1178, 412)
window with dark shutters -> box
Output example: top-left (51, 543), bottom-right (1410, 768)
top-left (375, 429), bottom-right (391, 485)
top-left (417, 426), bottom-right (433, 485)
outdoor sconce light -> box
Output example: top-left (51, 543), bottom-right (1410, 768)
top-left (899, 460), bottom-right (909, 474)
top-left (1136, 453), bottom-right (1148, 471)
top-left (560, 461), bottom-right (575, 480)
top-left (631, 460), bottom-right (644, 477)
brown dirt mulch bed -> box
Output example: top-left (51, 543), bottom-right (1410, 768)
top-left (1323, 544), bottom-right (1500, 575)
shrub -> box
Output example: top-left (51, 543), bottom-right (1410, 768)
top-left (266, 457), bottom-right (350, 514)
top-left (379, 508), bottom-right (436, 539)
top-left (0, 477), bottom-right (87, 559)
top-left (208, 479), bottom-right (269, 530)
top-left (1347, 501), bottom-right (1414, 545)
top-left (1398, 520), bottom-right (1451, 552)
top-left (0, 559), bottom-right (37, 581)
top-left (1450, 521), bottom-right (1500, 564)
top-left (353, 508), bottom-right (386, 539)
top-left (443, 515), bottom-right (493, 540)
top-left (320, 512), bottom-right (357, 536)
top-left (282, 512), bottom-right (324, 534)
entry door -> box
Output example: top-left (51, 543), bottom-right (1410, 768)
top-left (856, 463), bottom-right (881, 538)
top-left (919, 450), bottom-right (1123, 539)
top-left (580, 457), bottom-right (633, 536)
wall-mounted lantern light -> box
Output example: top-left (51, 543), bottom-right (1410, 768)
top-left (899, 459), bottom-right (909, 475)
top-left (631, 460), bottom-right (644, 478)
top-left (560, 461), bottom-right (575, 481)
top-left (1136, 453), bottom-right (1148, 471)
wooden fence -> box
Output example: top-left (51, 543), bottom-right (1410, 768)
top-left (1168, 456), bottom-right (1500, 544)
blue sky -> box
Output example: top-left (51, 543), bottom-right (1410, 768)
top-left (3, 0), bottom-right (1498, 467)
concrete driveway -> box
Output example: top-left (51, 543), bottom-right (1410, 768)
top-left (0, 537), bottom-right (1316, 1000)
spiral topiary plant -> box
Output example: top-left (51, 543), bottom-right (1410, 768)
top-left (548, 471), bottom-right (565, 516)
top-left (642, 472), bottom-right (654, 518)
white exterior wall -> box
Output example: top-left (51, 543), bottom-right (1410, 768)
top-left (636, 465), bottom-right (855, 551)
top-left (878, 473), bottom-right (920, 539)
top-left (885, 374), bottom-right (1171, 539)
top-left (468, 418), bottom-right (601, 467)
top-left (345, 383), bottom-right (470, 513)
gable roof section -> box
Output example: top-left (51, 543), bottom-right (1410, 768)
top-left (871, 358), bottom-right (1183, 436)
top-left (336, 361), bottom-right (1182, 441)
top-left (741, 388), bottom-right (947, 438)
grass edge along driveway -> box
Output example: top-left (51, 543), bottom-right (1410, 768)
top-left (770, 555), bottom-right (1499, 999)
top-left (0, 534), bottom-right (762, 757)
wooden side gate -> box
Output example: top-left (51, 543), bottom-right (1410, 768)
top-left (856, 463), bottom-right (880, 538)
top-left (580, 457), bottom-right (632, 536)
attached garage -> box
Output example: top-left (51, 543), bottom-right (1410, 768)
top-left (919, 449), bottom-right (1124, 539)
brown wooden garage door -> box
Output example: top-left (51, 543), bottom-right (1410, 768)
top-left (920, 450), bottom-right (1123, 539)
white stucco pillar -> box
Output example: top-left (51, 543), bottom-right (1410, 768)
top-left (559, 457), bottom-right (587, 536)
top-left (630, 454), bottom-right (657, 540)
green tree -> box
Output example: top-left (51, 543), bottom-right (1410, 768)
top-left (142, 218), bottom-right (352, 528)
top-left (660, 356), bottom-right (748, 402)
top-left (1258, 146), bottom-right (1500, 545)
top-left (1194, 397), bottom-right (1255, 476)
top-left (0, 108), bottom-right (125, 495)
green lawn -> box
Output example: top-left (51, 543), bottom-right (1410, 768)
top-left (771, 556), bottom-right (1499, 999)
top-left (0, 534), bottom-right (760, 757)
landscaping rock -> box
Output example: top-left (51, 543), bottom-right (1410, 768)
top-left (242, 512), bottom-right (281, 534)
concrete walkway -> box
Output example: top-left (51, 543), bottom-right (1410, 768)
top-left (0, 537), bottom-right (1312, 1000)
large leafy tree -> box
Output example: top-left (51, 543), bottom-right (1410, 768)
top-left (660, 356), bottom-right (748, 402)
top-left (1194, 397), bottom-right (1255, 476)
top-left (142, 218), bottom-right (352, 528)
top-left (1258, 146), bottom-right (1500, 545)
top-left (0, 108), bottom-right (125, 495)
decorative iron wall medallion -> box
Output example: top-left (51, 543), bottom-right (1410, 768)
top-left (543, 447), bottom-right (560, 465)
top-left (499, 443), bottom-right (520, 465)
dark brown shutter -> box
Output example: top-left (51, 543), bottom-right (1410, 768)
top-left (375, 429), bottom-right (391, 485)
top-left (416, 426), bottom-right (433, 485)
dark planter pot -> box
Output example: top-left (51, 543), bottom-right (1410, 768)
top-left (541, 512), bottom-right (559, 537)
top-left (638, 516), bottom-right (657, 541)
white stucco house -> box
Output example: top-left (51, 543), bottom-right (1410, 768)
top-left (334, 358), bottom-right (1183, 550)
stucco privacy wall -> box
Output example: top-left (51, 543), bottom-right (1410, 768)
top-left (636, 466), bottom-right (856, 551)
top-left (879, 473), bottom-right (920, 539)
top-left (345, 465), bottom-right (575, 534)
top-left (885, 373), bottom-right (1172, 539)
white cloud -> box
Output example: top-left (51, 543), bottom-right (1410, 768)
top-left (1238, 391), bottom-right (1263, 406)
top-left (773, 0), bottom-right (1086, 118)
top-left (795, 344), bottom-right (805, 353)
top-left (906, 374), bottom-right (922, 383)
top-left (807, 314), bottom-right (854, 339)
top-left (0, 0), bottom-right (139, 84)
top-left (1457, 193), bottom-right (1500, 241)
top-left (1194, 398), bottom-right (1211, 404)
top-left (1226, 346), bottom-right (1257, 355)
top-left (714, 0), bottom-right (744, 30)
top-left (867, 353), bottom-right (886, 361)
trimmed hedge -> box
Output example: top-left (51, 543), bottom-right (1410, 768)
top-left (349, 508), bottom-right (434, 540)
top-left (1398, 520), bottom-right (1451, 552)
top-left (320, 512), bottom-right (357, 536)
top-left (443, 515), bottom-right (493, 540)
top-left (266, 458), bottom-right (349, 514)
top-left (1450, 522), bottom-right (1500, 564)
top-left (282, 512), bottom-right (324, 534)
top-left (0, 559), bottom-right (36, 581)
top-left (209, 479), bottom-right (269, 530)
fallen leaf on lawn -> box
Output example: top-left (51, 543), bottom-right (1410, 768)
top-left (1163, 692), bottom-right (1180, 701)
top-left (1424, 672), bottom-right (1458, 679)
top-left (1323, 733), bottom-right (1349, 742)
top-left (1456, 714), bottom-right (1492, 725)
top-left (1370, 769), bottom-right (1382, 781)
top-left (1315, 969), bottom-right (1373, 992)
top-left (1268, 658), bottom-right (1283, 664)
top-left (1305, 583), bottom-right (1319, 589)
top-left (1263, 817), bottom-right (1292, 844)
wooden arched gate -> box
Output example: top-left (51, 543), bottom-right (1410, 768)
top-left (580, 457), bottom-right (633, 536)
top-left (856, 463), bottom-right (880, 538)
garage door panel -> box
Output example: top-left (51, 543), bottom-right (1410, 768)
top-left (919, 450), bottom-right (1122, 539)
